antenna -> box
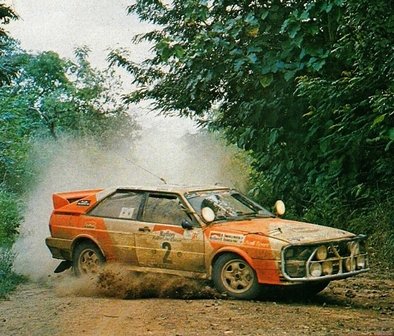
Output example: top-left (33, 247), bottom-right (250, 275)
top-left (123, 157), bottom-right (167, 184)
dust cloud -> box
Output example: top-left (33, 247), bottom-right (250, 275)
top-left (12, 117), bottom-right (249, 292)
top-left (54, 264), bottom-right (219, 300)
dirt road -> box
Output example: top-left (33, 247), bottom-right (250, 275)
top-left (0, 267), bottom-right (393, 336)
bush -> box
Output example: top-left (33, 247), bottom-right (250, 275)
top-left (0, 248), bottom-right (25, 299)
top-left (348, 199), bottom-right (394, 269)
top-left (0, 189), bottom-right (23, 247)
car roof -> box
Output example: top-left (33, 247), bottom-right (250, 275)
top-left (112, 184), bottom-right (230, 194)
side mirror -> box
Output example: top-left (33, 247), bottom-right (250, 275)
top-left (274, 200), bottom-right (285, 216)
top-left (201, 207), bottom-right (215, 223)
top-left (181, 220), bottom-right (194, 230)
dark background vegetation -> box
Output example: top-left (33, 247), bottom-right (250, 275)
top-left (0, 0), bottom-right (393, 296)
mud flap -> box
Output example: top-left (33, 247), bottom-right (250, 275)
top-left (54, 260), bottom-right (72, 273)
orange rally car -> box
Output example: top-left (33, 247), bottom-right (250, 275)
top-left (46, 185), bottom-right (369, 299)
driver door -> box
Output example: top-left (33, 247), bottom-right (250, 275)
top-left (135, 193), bottom-right (205, 273)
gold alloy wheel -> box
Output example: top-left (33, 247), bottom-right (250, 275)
top-left (221, 258), bottom-right (255, 294)
top-left (78, 248), bottom-right (101, 274)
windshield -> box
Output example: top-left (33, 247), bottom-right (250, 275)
top-left (185, 189), bottom-right (273, 222)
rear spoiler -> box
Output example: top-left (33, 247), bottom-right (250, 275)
top-left (52, 189), bottom-right (103, 209)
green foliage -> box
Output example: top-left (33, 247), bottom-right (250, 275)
top-left (1, 42), bottom-right (137, 141)
top-left (0, 3), bottom-right (18, 85)
top-left (0, 249), bottom-right (26, 299)
top-left (0, 189), bottom-right (22, 247)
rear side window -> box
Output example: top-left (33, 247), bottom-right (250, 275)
top-left (89, 191), bottom-right (143, 219)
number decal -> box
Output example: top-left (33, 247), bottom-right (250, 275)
top-left (161, 242), bottom-right (172, 264)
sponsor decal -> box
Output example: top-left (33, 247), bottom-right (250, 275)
top-left (244, 240), bottom-right (270, 248)
top-left (183, 230), bottom-right (200, 240)
top-left (77, 200), bottom-right (91, 206)
top-left (153, 230), bottom-right (181, 242)
top-left (209, 231), bottom-right (245, 244)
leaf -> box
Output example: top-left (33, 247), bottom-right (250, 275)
top-left (371, 113), bottom-right (386, 128)
top-left (300, 10), bottom-right (309, 20)
top-left (247, 53), bottom-right (258, 64)
top-left (389, 128), bottom-right (394, 140)
top-left (284, 70), bottom-right (296, 81)
top-left (259, 74), bottom-right (273, 88)
top-left (234, 59), bottom-right (245, 72)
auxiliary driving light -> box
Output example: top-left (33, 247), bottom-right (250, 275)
top-left (345, 257), bottom-right (356, 272)
top-left (356, 255), bottom-right (366, 269)
top-left (347, 241), bottom-right (360, 255)
top-left (322, 261), bottom-right (333, 275)
top-left (316, 245), bottom-right (328, 260)
top-left (309, 262), bottom-right (322, 277)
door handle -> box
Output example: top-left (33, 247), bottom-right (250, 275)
top-left (138, 226), bottom-right (151, 232)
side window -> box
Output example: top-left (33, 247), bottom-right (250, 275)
top-left (142, 194), bottom-right (191, 225)
top-left (89, 191), bottom-right (143, 219)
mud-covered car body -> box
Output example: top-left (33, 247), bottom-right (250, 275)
top-left (46, 185), bottom-right (368, 299)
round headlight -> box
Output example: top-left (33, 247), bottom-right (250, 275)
top-left (356, 255), bottom-right (366, 269)
top-left (322, 261), bottom-right (333, 275)
top-left (345, 257), bottom-right (356, 272)
top-left (347, 241), bottom-right (360, 255)
top-left (309, 262), bottom-right (322, 277)
top-left (316, 245), bottom-right (328, 260)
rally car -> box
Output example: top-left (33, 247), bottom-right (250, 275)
top-left (45, 185), bottom-right (368, 299)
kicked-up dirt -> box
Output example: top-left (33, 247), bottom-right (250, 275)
top-left (0, 266), bottom-right (393, 336)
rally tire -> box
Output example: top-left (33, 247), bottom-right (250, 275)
top-left (212, 253), bottom-right (260, 300)
top-left (73, 241), bottom-right (105, 276)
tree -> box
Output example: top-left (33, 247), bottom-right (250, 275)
top-left (0, 3), bottom-right (18, 85)
top-left (0, 41), bottom-right (138, 193)
top-left (111, 0), bottom-right (393, 214)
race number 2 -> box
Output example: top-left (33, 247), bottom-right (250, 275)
top-left (161, 242), bottom-right (172, 264)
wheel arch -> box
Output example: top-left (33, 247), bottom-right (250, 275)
top-left (71, 235), bottom-right (106, 260)
top-left (209, 247), bottom-right (255, 278)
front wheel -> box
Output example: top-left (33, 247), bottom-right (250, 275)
top-left (212, 254), bottom-right (260, 300)
top-left (73, 242), bottom-right (105, 276)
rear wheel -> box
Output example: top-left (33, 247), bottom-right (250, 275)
top-left (212, 254), bottom-right (260, 300)
top-left (73, 242), bottom-right (105, 276)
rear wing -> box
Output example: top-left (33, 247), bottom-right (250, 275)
top-left (52, 189), bottom-right (103, 209)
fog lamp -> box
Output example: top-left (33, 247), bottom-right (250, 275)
top-left (345, 257), bottom-right (356, 272)
top-left (316, 245), bottom-right (328, 260)
top-left (309, 262), bottom-right (322, 277)
top-left (347, 241), bottom-right (360, 255)
top-left (322, 261), bottom-right (333, 275)
top-left (356, 255), bottom-right (366, 269)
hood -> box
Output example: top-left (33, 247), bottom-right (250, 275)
top-left (211, 217), bottom-right (354, 245)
